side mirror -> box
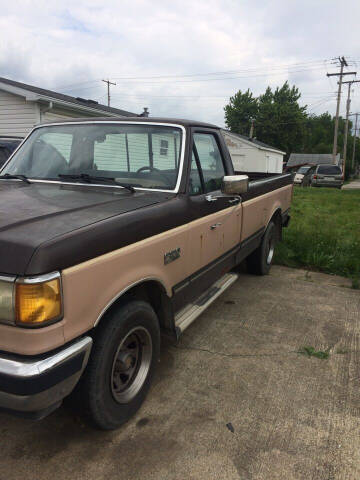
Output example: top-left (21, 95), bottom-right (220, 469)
top-left (221, 175), bottom-right (249, 195)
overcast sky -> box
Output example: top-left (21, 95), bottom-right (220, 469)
top-left (1, 0), bottom-right (359, 127)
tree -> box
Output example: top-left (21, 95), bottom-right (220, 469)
top-left (224, 82), bottom-right (307, 155)
top-left (224, 89), bottom-right (258, 136)
top-left (257, 83), bottom-right (307, 153)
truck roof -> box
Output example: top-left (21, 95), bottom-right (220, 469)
top-left (38, 116), bottom-right (220, 129)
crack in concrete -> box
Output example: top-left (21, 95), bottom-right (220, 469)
top-left (172, 343), bottom-right (299, 359)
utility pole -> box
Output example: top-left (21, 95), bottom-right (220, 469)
top-left (326, 57), bottom-right (356, 171)
top-left (249, 118), bottom-right (255, 139)
top-left (350, 112), bottom-right (359, 170)
top-left (102, 79), bottom-right (116, 106)
top-left (341, 80), bottom-right (360, 176)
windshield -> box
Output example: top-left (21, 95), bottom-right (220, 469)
top-left (317, 165), bottom-right (341, 175)
top-left (297, 166), bottom-right (310, 174)
top-left (1, 124), bottom-right (183, 191)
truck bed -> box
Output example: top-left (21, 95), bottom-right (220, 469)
top-left (234, 171), bottom-right (293, 201)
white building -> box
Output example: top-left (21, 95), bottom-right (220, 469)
top-left (0, 76), bottom-right (141, 138)
top-left (221, 130), bottom-right (285, 174)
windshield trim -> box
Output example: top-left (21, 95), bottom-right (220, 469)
top-left (0, 121), bottom-right (186, 194)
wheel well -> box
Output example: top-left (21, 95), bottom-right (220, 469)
top-left (269, 208), bottom-right (282, 241)
top-left (95, 280), bottom-right (174, 335)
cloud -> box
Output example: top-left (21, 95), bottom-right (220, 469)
top-left (0, 0), bottom-right (359, 125)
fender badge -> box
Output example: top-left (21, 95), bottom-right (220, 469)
top-left (164, 247), bottom-right (181, 265)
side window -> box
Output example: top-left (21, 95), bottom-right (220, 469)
top-left (193, 133), bottom-right (225, 193)
top-left (189, 150), bottom-right (203, 195)
top-left (160, 139), bottom-right (168, 156)
top-left (152, 133), bottom-right (177, 170)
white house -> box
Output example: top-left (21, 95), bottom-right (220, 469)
top-left (0, 76), bottom-right (142, 138)
top-left (221, 130), bottom-right (285, 174)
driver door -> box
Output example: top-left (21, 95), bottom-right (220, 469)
top-left (186, 131), bottom-right (242, 284)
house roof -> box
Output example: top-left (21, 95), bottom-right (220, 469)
top-left (0, 76), bottom-right (137, 117)
top-left (222, 130), bottom-right (285, 155)
top-left (287, 153), bottom-right (341, 167)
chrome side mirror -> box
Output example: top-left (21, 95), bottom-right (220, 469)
top-left (221, 175), bottom-right (249, 195)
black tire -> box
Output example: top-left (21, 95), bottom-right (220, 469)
top-left (247, 221), bottom-right (277, 275)
top-left (77, 300), bottom-right (160, 430)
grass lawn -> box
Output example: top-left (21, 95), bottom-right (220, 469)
top-left (274, 187), bottom-right (360, 287)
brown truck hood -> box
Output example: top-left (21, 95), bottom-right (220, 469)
top-left (0, 181), bottom-right (173, 275)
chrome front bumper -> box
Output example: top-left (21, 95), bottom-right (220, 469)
top-left (0, 336), bottom-right (92, 419)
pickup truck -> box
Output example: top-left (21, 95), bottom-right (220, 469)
top-left (0, 118), bottom-right (292, 429)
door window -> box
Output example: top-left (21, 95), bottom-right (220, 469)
top-left (189, 150), bottom-right (203, 195)
top-left (193, 133), bottom-right (225, 193)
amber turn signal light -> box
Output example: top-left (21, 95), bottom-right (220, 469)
top-left (15, 277), bottom-right (62, 326)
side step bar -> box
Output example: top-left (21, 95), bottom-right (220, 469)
top-left (175, 272), bottom-right (238, 334)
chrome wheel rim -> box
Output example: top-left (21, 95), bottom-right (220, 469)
top-left (111, 326), bottom-right (152, 404)
top-left (266, 235), bottom-right (275, 265)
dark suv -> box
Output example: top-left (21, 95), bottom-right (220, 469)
top-left (0, 137), bottom-right (23, 167)
top-left (311, 164), bottom-right (343, 189)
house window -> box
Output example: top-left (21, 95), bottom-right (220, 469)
top-left (160, 139), bottom-right (168, 156)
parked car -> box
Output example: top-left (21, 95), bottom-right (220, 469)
top-left (311, 164), bottom-right (343, 188)
top-left (0, 137), bottom-right (22, 167)
top-left (301, 166), bottom-right (317, 187)
top-left (0, 117), bottom-right (292, 429)
top-left (294, 165), bottom-right (315, 185)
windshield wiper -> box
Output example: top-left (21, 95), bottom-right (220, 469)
top-left (0, 173), bottom-right (31, 184)
top-left (58, 174), bottom-right (135, 193)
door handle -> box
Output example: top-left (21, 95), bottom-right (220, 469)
top-left (210, 222), bottom-right (222, 230)
top-left (228, 196), bottom-right (241, 205)
top-left (205, 194), bottom-right (218, 202)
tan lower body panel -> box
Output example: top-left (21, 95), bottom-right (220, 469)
top-left (241, 185), bottom-right (292, 241)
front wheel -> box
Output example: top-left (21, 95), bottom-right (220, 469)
top-left (76, 300), bottom-right (160, 430)
top-left (247, 221), bottom-right (277, 275)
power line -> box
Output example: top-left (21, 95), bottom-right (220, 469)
top-left (105, 66), bottom-right (333, 85)
top-left (55, 59), bottom-right (336, 92)
top-left (57, 64), bottom-right (333, 96)
top-left (110, 61), bottom-right (331, 81)
top-left (106, 91), bottom-right (336, 100)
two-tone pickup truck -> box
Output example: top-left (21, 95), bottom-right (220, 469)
top-left (0, 118), bottom-right (292, 429)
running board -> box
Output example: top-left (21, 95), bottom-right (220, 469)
top-left (175, 273), bottom-right (239, 333)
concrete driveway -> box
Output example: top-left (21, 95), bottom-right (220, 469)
top-left (343, 179), bottom-right (360, 189)
top-left (1, 266), bottom-right (360, 480)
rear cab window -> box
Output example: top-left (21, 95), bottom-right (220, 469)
top-left (317, 165), bottom-right (342, 175)
top-left (297, 166), bottom-right (310, 174)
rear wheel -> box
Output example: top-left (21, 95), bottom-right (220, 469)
top-left (247, 221), bottom-right (277, 275)
top-left (77, 300), bottom-right (160, 430)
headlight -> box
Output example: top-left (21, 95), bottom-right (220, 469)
top-left (0, 271), bottom-right (63, 327)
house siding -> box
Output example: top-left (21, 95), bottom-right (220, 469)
top-left (94, 132), bottom-right (180, 172)
top-left (41, 107), bottom-right (104, 123)
top-left (222, 131), bottom-right (283, 173)
top-left (0, 90), bottom-right (38, 137)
